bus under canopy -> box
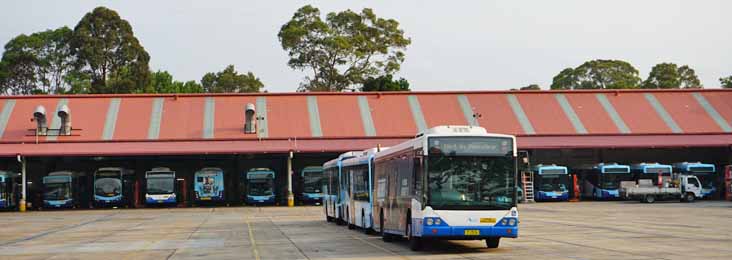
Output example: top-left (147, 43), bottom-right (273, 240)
top-left (532, 164), bottom-right (569, 201)
top-left (246, 168), bottom-right (275, 204)
top-left (145, 167), bottom-right (176, 205)
top-left (301, 166), bottom-right (325, 203)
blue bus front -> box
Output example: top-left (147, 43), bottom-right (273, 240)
top-left (145, 170), bottom-right (177, 205)
top-left (533, 165), bottom-right (570, 201)
top-left (246, 169), bottom-right (275, 205)
top-left (593, 164), bottom-right (632, 200)
top-left (674, 162), bottom-right (716, 198)
top-left (195, 169), bottom-right (225, 202)
top-left (43, 175), bottom-right (74, 208)
top-left (94, 170), bottom-right (124, 206)
top-left (301, 167), bottom-right (325, 204)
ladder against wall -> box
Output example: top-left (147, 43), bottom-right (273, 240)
top-left (522, 171), bottom-right (534, 203)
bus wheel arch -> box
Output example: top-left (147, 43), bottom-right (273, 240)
top-left (406, 209), bottom-right (421, 251)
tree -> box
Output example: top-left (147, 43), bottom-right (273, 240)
top-left (642, 63), bottom-right (680, 89)
top-left (278, 5), bottom-right (411, 92)
top-left (361, 75), bottom-right (409, 91)
top-left (721, 76), bottom-right (732, 88)
top-left (550, 60), bottom-right (640, 90)
top-left (550, 68), bottom-right (578, 90)
top-left (70, 6), bottom-right (150, 93)
top-left (642, 63), bottom-right (702, 89)
top-left (677, 65), bottom-right (701, 88)
top-left (0, 27), bottom-right (74, 95)
top-left (200, 65), bottom-right (263, 93)
top-left (147, 70), bottom-right (203, 93)
top-left (520, 84), bottom-right (541, 90)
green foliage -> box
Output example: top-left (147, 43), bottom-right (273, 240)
top-left (520, 84), bottom-right (541, 90)
top-left (721, 76), bottom-right (732, 88)
top-left (361, 75), bottom-right (409, 91)
top-left (0, 27), bottom-right (74, 94)
top-left (70, 6), bottom-right (150, 93)
top-left (200, 65), bottom-right (263, 93)
top-left (278, 5), bottom-right (411, 92)
top-left (550, 60), bottom-right (640, 89)
top-left (147, 70), bottom-right (203, 93)
top-left (642, 63), bottom-right (701, 89)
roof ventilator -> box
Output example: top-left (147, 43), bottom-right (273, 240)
top-left (244, 103), bottom-right (256, 134)
top-left (58, 105), bottom-right (71, 135)
top-left (33, 105), bottom-right (47, 135)
top-left (28, 104), bottom-right (79, 137)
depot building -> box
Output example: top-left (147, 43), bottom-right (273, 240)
top-left (0, 89), bottom-right (730, 208)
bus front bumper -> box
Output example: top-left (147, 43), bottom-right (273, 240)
top-left (420, 225), bottom-right (518, 239)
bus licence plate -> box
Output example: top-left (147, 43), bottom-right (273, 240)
top-left (464, 230), bottom-right (480, 236)
top-left (480, 218), bottom-right (496, 223)
top-left (200, 197), bottom-right (211, 200)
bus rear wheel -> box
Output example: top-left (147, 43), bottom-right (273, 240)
top-left (486, 237), bottom-right (500, 248)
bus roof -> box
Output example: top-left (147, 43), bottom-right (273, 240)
top-left (195, 167), bottom-right (223, 174)
top-left (595, 163), bottom-right (631, 173)
top-left (533, 164), bottom-right (568, 175)
top-left (323, 151), bottom-right (361, 169)
top-left (672, 162), bottom-right (716, 173)
top-left (376, 125), bottom-right (517, 160)
top-left (247, 168), bottom-right (274, 173)
top-left (631, 163), bottom-right (672, 174)
top-left (301, 166), bottom-right (323, 173)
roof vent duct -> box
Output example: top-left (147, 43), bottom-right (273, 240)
top-left (33, 105), bottom-right (47, 135)
top-left (57, 105), bottom-right (71, 135)
top-left (244, 103), bottom-right (256, 134)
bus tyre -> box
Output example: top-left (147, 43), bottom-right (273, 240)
top-left (643, 195), bottom-right (655, 204)
top-left (486, 237), bottom-right (500, 248)
top-left (407, 222), bottom-right (421, 251)
top-left (684, 193), bottom-right (695, 203)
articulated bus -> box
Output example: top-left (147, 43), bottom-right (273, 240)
top-left (43, 171), bottom-right (88, 208)
top-left (94, 168), bottom-right (133, 208)
top-left (145, 167), bottom-right (177, 205)
top-left (373, 126), bottom-right (518, 250)
top-left (578, 163), bottom-right (632, 200)
top-left (631, 163), bottom-right (672, 186)
top-left (340, 148), bottom-right (387, 231)
top-left (673, 162), bottom-right (716, 198)
top-left (0, 171), bottom-right (17, 210)
top-left (323, 151), bottom-right (359, 223)
top-left (532, 164), bottom-right (569, 202)
top-left (194, 167), bottom-right (225, 202)
top-left (244, 168), bottom-right (276, 205)
top-left (300, 166), bottom-right (325, 205)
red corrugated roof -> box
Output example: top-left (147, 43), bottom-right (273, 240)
top-left (0, 89), bottom-right (729, 156)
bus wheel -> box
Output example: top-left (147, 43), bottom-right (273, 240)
top-left (486, 237), bottom-right (500, 248)
top-left (407, 221), bottom-right (421, 251)
top-left (643, 195), bottom-right (655, 204)
top-left (381, 211), bottom-right (392, 242)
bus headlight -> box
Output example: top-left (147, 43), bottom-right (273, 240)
top-left (426, 218), bottom-right (434, 225)
top-left (434, 218), bottom-right (441, 225)
top-left (508, 219), bottom-right (517, 226)
top-left (501, 219), bottom-right (508, 225)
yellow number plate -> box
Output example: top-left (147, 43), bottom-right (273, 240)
top-left (480, 218), bottom-right (496, 223)
top-left (464, 230), bottom-right (480, 236)
top-left (200, 197), bottom-right (211, 200)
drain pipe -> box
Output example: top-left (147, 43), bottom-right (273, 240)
top-left (287, 151), bottom-right (294, 207)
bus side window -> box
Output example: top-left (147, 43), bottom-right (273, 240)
top-left (414, 156), bottom-right (423, 200)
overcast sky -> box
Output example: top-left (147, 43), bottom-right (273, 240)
top-left (2, 1), bottom-right (730, 92)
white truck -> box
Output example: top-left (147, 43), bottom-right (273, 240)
top-left (620, 175), bottom-right (702, 203)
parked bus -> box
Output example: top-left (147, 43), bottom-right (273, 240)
top-left (244, 168), bottom-right (276, 205)
top-left (673, 162), bottom-right (716, 198)
top-left (194, 167), bottom-right (225, 202)
top-left (373, 125), bottom-right (518, 250)
top-left (532, 164), bottom-right (569, 202)
top-left (323, 151), bottom-right (360, 223)
top-left (631, 163), bottom-right (672, 186)
top-left (300, 166), bottom-right (325, 205)
top-left (94, 168), bottom-right (132, 208)
top-left (0, 171), bottom-right (17, 209)
top-left (341, 148), bottom-right (386, 231)
top-left (145, 167), bottom-right (177, 205)
top-left (577, 163), bottom-right (632, 200)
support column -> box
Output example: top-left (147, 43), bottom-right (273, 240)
top-left (287, 151), bottom-right (294, 207)
top-left (19, 155), bottom-right (26, 212)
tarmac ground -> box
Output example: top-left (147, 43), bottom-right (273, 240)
top-left (0, 201), bottom-right (731, 260)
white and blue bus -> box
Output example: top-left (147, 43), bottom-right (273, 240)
top-left (44, 171), bottom-right (84, 208)
top-left (300, 166), bottom-right (325, 205)
top-left (94, 167), bottom-right (133, 208)
top-left (194, 167), bottom-right (225, 202)
top-left (673, 162), bottom-right (716, 198)
top-left (0, 171), bottom-right (17, 210)
top-left (323, 151), bottom-right (360, 224)
top-left (631, 163), bottom-right (672, 186)
top-left (578, 163), bottom-right (632, 200)
top-left (341, 148), bottom-right (387, 231)
top-left (532, 164), bottom-right (570, 202)
top-left (145, 167), bottom-right (177, 206)
top-left (244, 168), bottom-right (276, 205)
top-left (373, 125), bottom-right (518, 250)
